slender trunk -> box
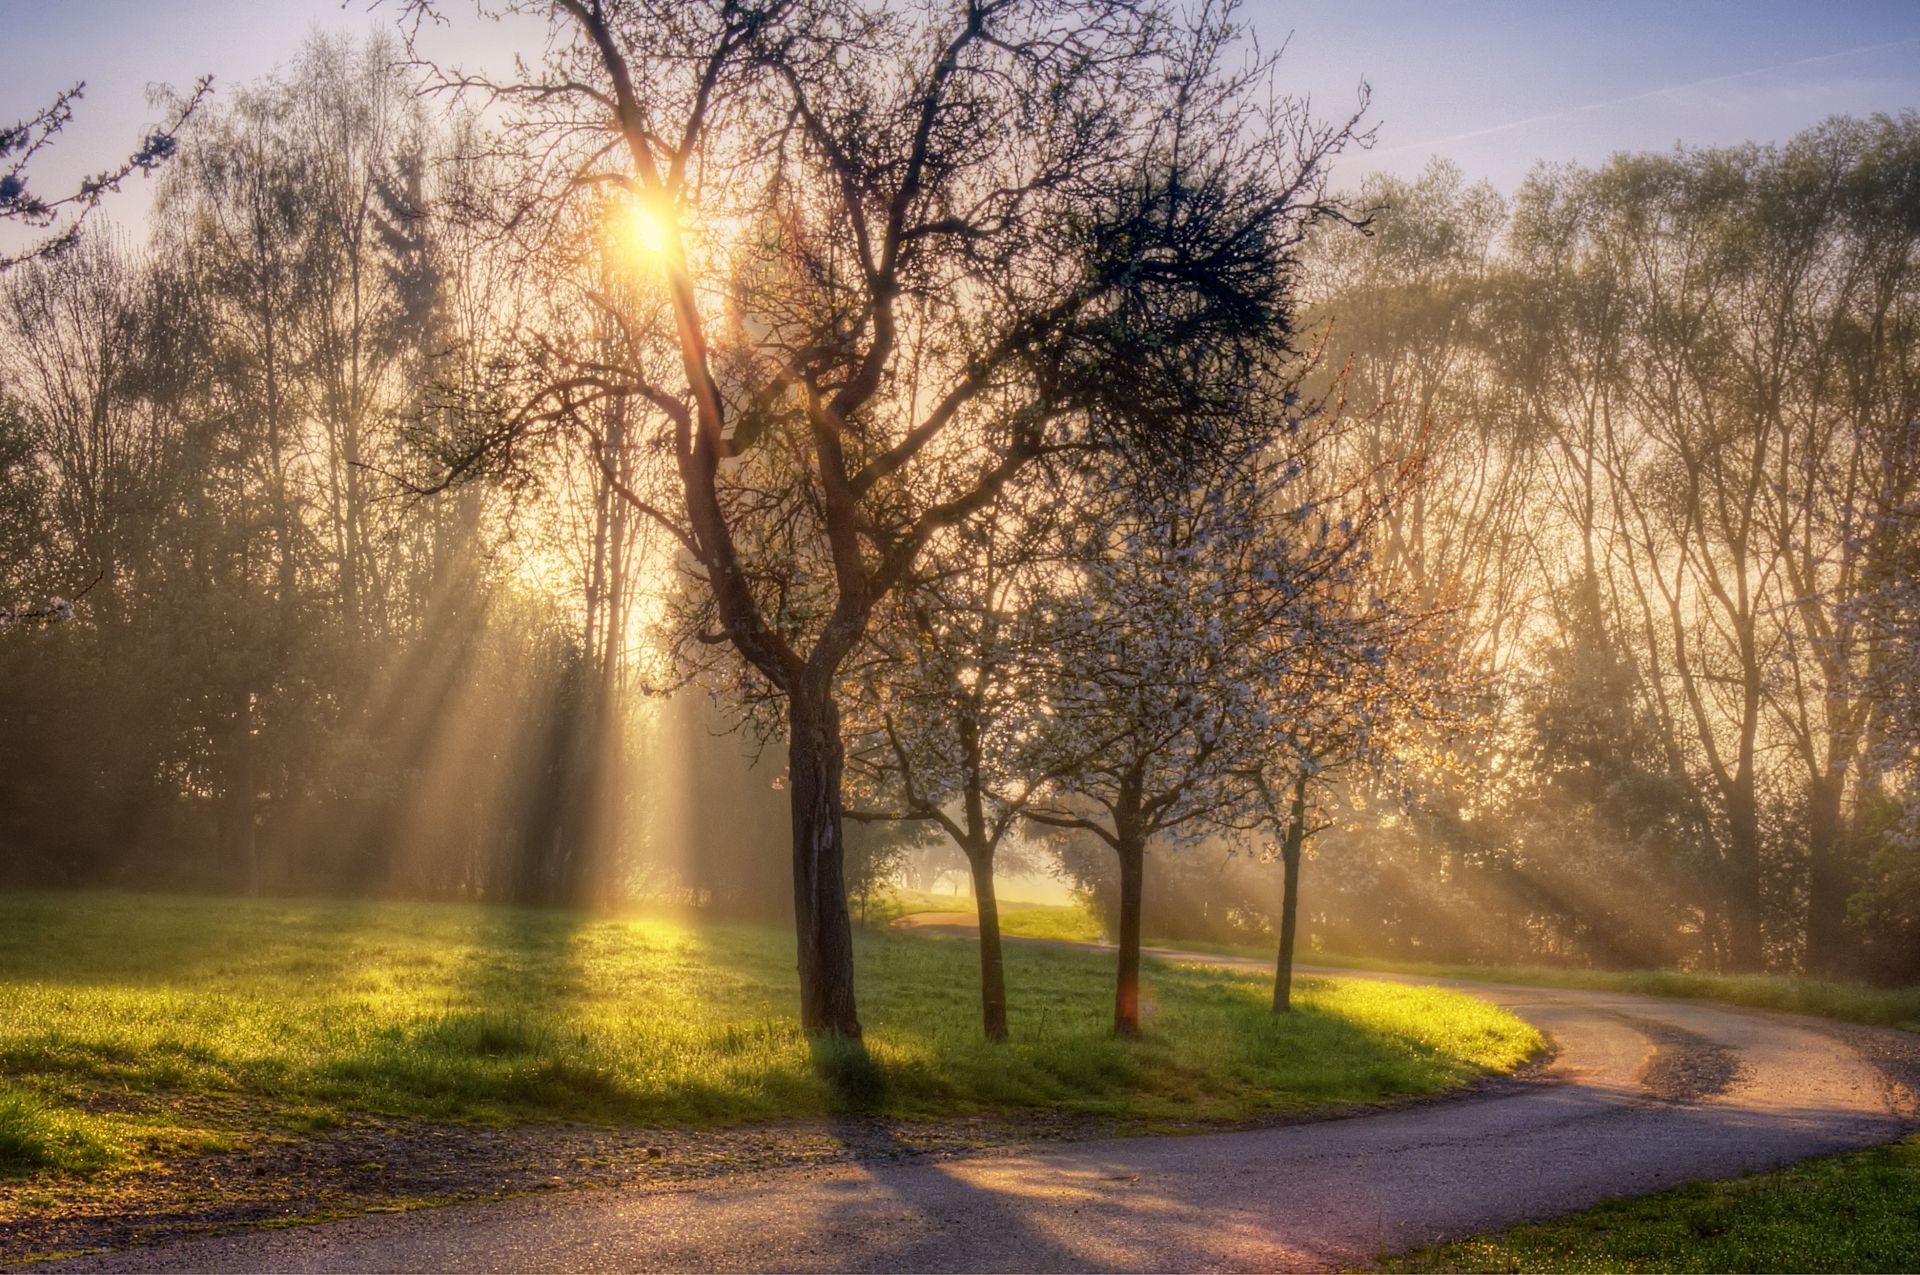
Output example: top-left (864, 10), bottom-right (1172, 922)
top-left (1114, 836), bottom-right (1145, 1038)
top-left (1804, 772), bottom-right (1853, 976)
top-left (788, 683), bottom-right (861, 1038)
top-left (224, 690), bottom-right (258, 897)
top-left (1273, 775), bottom-right (1309, 1013)
top-left (968, 848), bottom-right (1009, 1043)
top-left (1724, 782), bottom-right (1765, 972)
top-left (1272, 844), bottom-right (1301, 1013)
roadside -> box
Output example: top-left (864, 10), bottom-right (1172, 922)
top-left (1, 1107), bottom-right (1109, 1265)
top-left (0, 893), bottom-right (1540, 1265)
top-left (2, 1066), bottom-right (1561, 1267)
top-left (1386, 1134), bottom-right (1920, 1272)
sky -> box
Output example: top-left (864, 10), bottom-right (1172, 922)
top-left (2, 0), bottom-right (1918, 239)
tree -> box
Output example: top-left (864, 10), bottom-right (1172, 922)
top-left (413, 0), bottom-right (1362, 1036)
top-left (843, 486), bottom-right (1068, 1041)
top-left (1022, 452), bottom-right (1308, 1036)
top-left (1239, 508), bottom-right (1443, 1012)
top-left (2, 77), bottom-right (210, 269)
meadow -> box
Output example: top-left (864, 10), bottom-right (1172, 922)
top-left (872, 891), bottom-right (1920, 1034)
top-left (863, 888), bottom-right (1107, 942)
top-left (0, 892), bottom-right (1539, 1179)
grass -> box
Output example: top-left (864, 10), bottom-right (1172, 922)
top-left (871, 887), bottom-right (1920, 1032)
top-left (863, 888), bottom-right (1107, 943)
top-left (0, 891), bottom-right (1539, 1181)
top-left (999, 898), bottom-right (1107, 943)
top-left (0, 1090), bottom-right (114, 1177)
top-left (1388, 1136), bottom-right (1920, 1273)
top-left (1077, 933), bottom-right (1920, 1034)
top-left (1294, 951), bottom-right (1920, 1034)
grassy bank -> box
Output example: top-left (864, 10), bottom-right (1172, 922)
top-left (1299, 952), bottom-right (1920, 1034)
top-left (0, 892), bottom-right (1538, 1180)
top-left (1389, 1136), bottom-right (1920, 1273)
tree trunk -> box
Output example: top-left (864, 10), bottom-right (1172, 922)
top-left (1272, 848), bottom-right (1303, 1014)
top-left (1113, 836), bottom-right (1145, 1038)
top-left (1723, 789), bottom-right (1765, 973)
top-left (1273, 774), bottom-right (1308, 1013)
top-left (968, 848), bottom-right (1009, 1043)
top-left (788, 683), bottom-right (861, 1038)
top-left (223, 690), bottom-right (258, 897)
top-left (1804, 772), bottom-right (1853, 976)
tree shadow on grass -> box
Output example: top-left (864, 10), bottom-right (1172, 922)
top-left (810, 1031), bottom-right (889, 1114)
top-left (313, 903), bottom-right (614, 1121)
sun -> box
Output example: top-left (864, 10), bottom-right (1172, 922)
top-left (617, 194), bottom-right (675, 268)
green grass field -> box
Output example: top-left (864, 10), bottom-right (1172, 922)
top-left (1389, 1136), bottom-right (1920, 1273)
top-left (869, 889), bottom-right (1920, 1032)
top-left (865, 888), bottom-right (1107, 943)
top-left (1296, 952), bottom-right (1920, 1034)
top-left (0, 892), bottom-right (1539, 1180)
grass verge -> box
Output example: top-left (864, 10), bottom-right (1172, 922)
top-left (1297, 952), bottom-right (1920, 1034)
top-left (1387, 1136), bottom-right (1920, 1273)
top-left (0, 1089), bottom-right (114, 1177)
top-left (0, 891), bottom-right (1538, 1181)
top-left (1066, 931), bottom-right (1920, 1034)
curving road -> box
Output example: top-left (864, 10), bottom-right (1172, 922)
top-left (50, 944), bottom-right (1919, 1273)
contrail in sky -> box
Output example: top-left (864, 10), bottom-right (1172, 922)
top-left (1372, 36), bottom-right (1920, 156)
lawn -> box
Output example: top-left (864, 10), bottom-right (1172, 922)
top-left (1388, 1136), bottom-right (1920, 1273)
top-left (0, 892), bottom-right (1539, 1180)
top-left (1299, 952), bottom-right (1920, 1034)
top-left (1066, 932), bottom-right (1920, 1034)
top-left (861, 887), bottom-right (1106, 943)
top-left (871, 888), bottom-right (1920, 1033)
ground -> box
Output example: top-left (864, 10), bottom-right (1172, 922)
top-left (10, 892), bottom-right (1919, 1271)
top-left (0, 891), bottom-right (1536, 1262)
top-left (29, 963), bottom-right (1920, 1273)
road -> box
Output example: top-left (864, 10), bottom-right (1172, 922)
top-left (51, 941), bottom-right (1919, 1273)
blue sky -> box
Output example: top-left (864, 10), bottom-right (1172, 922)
top-left (2, 0), bottom-right (1917, 234)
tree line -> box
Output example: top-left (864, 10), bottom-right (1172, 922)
top-left (1258, 128), bottom-right (1920, 984)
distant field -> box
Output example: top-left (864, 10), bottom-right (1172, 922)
top-left (870, 890), bottom-right (1920, 1034)
top-left (866, 888), bottom-right (1106, 942)
top-left (1389, 1135), bottom-right (1920, 1273)
top-left (0, 892), bottom-right (1539, 1180)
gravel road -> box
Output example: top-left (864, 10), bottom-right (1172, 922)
top-left (48, 951), bottom-right (1918, 1273)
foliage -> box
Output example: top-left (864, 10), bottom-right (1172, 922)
top-left (1277, 118), bottom-right (1920, 979)
top-left (0, 35), bottom-right (794, 912)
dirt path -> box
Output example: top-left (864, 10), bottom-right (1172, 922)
top-left (40, 949), bottom-right (1920, 1273)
